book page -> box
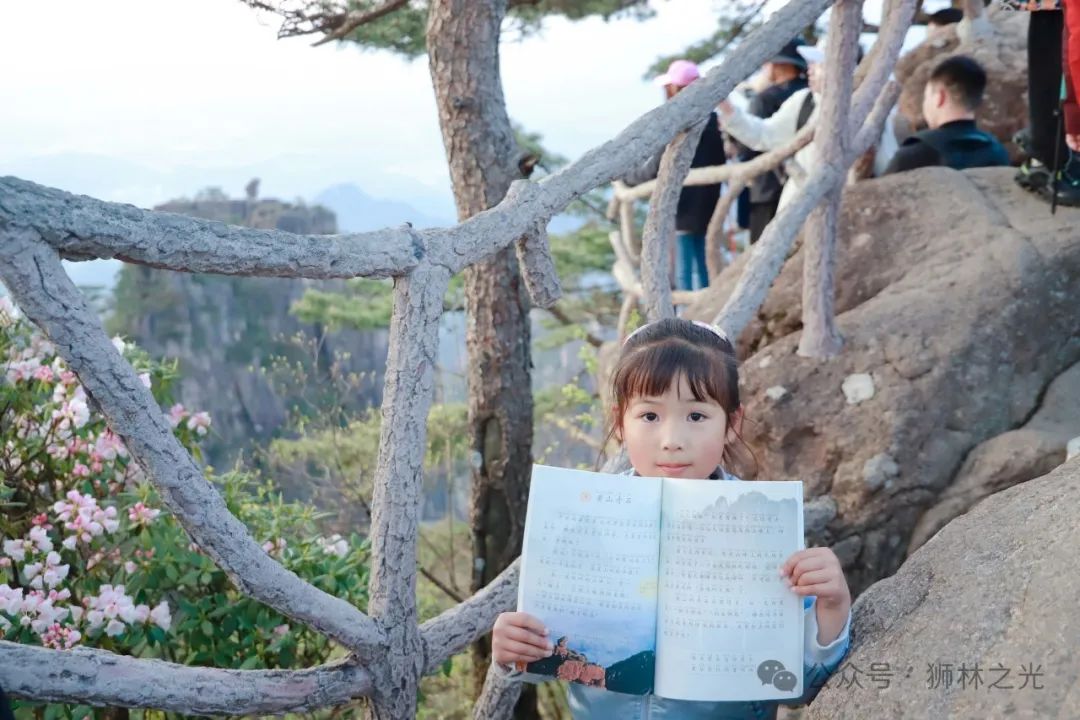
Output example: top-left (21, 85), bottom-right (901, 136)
top-left (654, 479), bottom-right (804, 702)
top-left (516, 465), bottom-right (663, 695)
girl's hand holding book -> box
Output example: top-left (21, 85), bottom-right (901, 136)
top-left (492, 611), bottom-right (554, 666)
top-left (779, 547), bottom-right (852, 645)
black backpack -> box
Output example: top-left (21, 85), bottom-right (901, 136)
top-left (796, 92), bottom-right (816, 131)
top-left (773, 92), bottom-right (816, 186)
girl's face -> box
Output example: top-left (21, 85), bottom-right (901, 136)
top-left (619, 374), bottom-right (732, 480)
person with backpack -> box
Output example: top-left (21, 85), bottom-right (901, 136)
top-left (883, 55), bottom-right (1009, 175)
top-left (717, 42), bottom-right (894, 214)
top-left (741, 39), bottom-right (811, 243)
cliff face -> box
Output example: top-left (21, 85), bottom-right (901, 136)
top-left (110, 188), bottom-right (388, 471)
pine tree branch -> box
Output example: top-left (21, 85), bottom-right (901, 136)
top-left (312, 0), bottom-right (411, 47)
top-left (0, 642), bottom-right (372, 714)
top-left (419, 559), bottom-right (520, 675)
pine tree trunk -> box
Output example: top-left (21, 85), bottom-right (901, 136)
top-left (427, 2), bottom-right (537, 717)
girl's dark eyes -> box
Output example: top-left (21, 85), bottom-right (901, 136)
top-left (639, 411), bottom-right (708, 422)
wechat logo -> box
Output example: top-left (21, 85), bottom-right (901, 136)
top-left (757, 659), bottom-right (798, 692)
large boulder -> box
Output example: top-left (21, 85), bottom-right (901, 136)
top-left (804, 458), bottom-right (1080, 719)
top-left (686, 167), bottom-right (1080, 595)
top-left (907, 359), bottom-right (1080, 554)
top-left (892, 8), bottom-right (1028, 159)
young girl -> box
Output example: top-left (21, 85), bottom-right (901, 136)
top-left (492, 318), bottom-right (852, 719)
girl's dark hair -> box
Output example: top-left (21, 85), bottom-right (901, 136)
top-left (600, 318), bottom-right (756, 475)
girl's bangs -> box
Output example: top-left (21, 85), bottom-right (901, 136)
top-left (617, 341), bottom-right (733, 408)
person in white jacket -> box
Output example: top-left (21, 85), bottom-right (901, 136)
top-left (718, 44), bottom-right (899, 212)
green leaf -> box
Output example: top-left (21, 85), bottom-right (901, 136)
top-left (240, 655), bottom-right (262, 670)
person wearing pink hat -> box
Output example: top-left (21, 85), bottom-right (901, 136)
top-left (624, 59), bottom-right (727, 291)
top-left (655, 59), bottom-right (702, 98)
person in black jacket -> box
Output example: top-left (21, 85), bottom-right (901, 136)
top-left (624, 59), bottom-right (727, 290)
top-left (884, 55), bottom-right (1009, 175)
top-left (740, 38), bottom-right (810, 243)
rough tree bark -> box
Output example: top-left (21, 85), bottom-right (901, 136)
top-left (797, 0), bottom-right (863, 358)
top-left (365, 265), bottom-right (451, 718)
top-left (0, 0), bottom-right (844, 717)
top-left (639, 120), bottom-right (708, 322)
top-left (425, 1), bottom-right (537, 715)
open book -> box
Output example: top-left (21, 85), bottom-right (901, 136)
top-left (515, 464), bottom-right (805, 702)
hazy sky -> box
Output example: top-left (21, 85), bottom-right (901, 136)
top-left (1, 0), bottom-right (931, 218)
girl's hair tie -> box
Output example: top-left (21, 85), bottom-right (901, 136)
top-left (623, 319), bottom-right (731, 346)
top-left (690, 320), bottom-right (731, 344)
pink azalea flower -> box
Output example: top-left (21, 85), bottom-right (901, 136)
top-left (150, 601), bottom-right (171, 631)
top-left (127, 502), bottom-right (161, 527)
top-left (167, 404), bottom-right (188, 428)
top-left (186, 411), bottom-right (211, 436)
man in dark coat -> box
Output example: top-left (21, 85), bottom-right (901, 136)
top-left (884, 56), bottom-right (1009, 174)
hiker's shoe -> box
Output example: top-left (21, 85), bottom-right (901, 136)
top-left (1036, 163), bottom-right (1080, 207)
top-left (1015, 157), bottom-right (1053, 192)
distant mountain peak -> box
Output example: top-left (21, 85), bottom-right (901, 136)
top-left (314, 183), bottom-right (451, 233)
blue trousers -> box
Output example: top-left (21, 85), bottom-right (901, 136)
top-left (676, 232), bottom-right (709, 291)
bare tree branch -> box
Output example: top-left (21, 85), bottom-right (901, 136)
top-left (419, 559), bottom-right (519, 675)
top-left (420, 565), bottom-right (466, 603)
top-left (546, 304), bottom-right (604, 348)
top-left (365, 264), bottom-right (451, 716)
top-left (849, 0), bottom-right (917, 134)
top-left (515, 221), bottom-right (562, 309)
top-left (0, 228), bottom-right (387, 660)
top-left (703, 122), bottom-right (816, 277)
top-left (0, 641), bottom-right (372, 715)
top-left (854, 81), bottom-right (902, 154)
top-left (0, 176), bottom-right (421, 279)
top-left (798, 0), bottom-right (863, 358)
top-left (614, 124), bottom-right (816, 206)
top-left (710, 163), bottom-right (844, 337)
top-left (617, 291), bottom-right (639, 340)
top-left (612, 181), bottom-right (641, 260)
top-left (640, 119), bottom-right (707, 321)
top-left (472, 665), bottom-right (523, 719)
top-left (704, 176), bottom-right (744, 280)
